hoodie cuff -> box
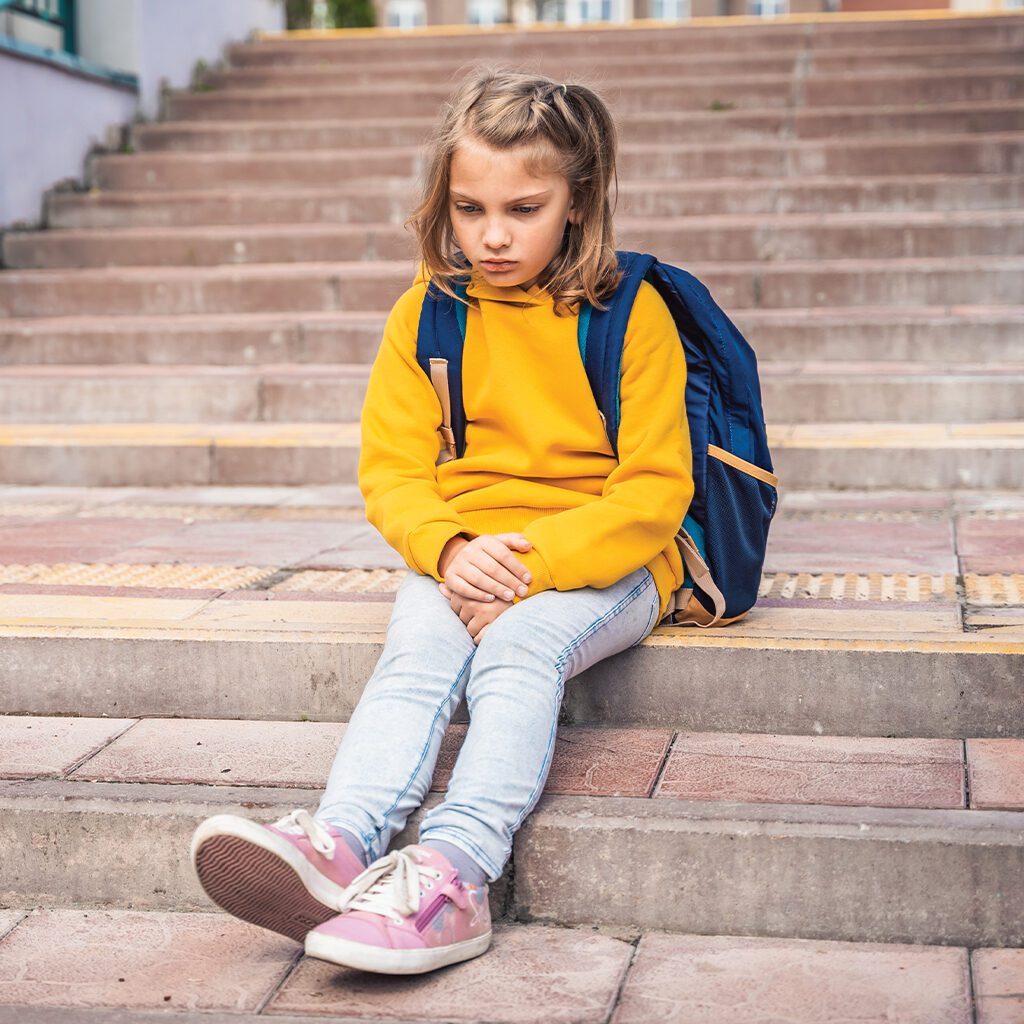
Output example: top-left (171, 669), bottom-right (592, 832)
top-left (408, 522), bottom-right (475, 583)
top-left (510, 546), bottom-right (555, 604)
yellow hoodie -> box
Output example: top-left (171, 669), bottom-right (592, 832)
top-left (358, 269), bottom-right (693, 623)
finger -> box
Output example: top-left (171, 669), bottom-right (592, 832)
top-left (473, 541), bottom-right (533, 593)
top-left (444, 571), bottom-right (498, 603)
top-left (470, 550), bottom-right (530, 601)
top-left (452, 558), bottom-right (521, 602)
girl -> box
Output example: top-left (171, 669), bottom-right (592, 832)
top-left (190, 67), bottom-right (692, 977)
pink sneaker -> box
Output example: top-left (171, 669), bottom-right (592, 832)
top-left (190, 808), bottom-right (367, 942)
top-left (304, 843), bottom-right (492, 974)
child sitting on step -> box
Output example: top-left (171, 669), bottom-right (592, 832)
top-left (189, 67), bottom-right (692, 977)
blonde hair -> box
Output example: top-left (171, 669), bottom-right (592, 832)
top-left (407, 67), bottom-right (621, 316)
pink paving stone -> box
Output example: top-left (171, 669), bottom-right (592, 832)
top-left (973, 948), bottom-right (1024, 1024)
top-left (966, 739), bottom-right (1024, 810)
top-left (0, 518), bottom-right (183, 562)
top-left (611, 933), bottom-right (972, 1024)
top-left (434, 725), bottom-right (673, 797)
top-left (654, 732), bottom-right (964, 809)
top-left (764, 518), bottom-right (957, 575)
top-left (0, 716), bottom-right (135, 779)
top-left (267, 921), bottom-right (631, 1021)
top-left (108, 519), bottom-right (343, 565)
top-left (956, 518), bottom-right (1024, 573)
top-left (72, 718), bottom-right (349, 788)
top-left (0, 911), bottom-right (25, 939)
top-left (71, 719), bottom-right (671, 797)
top-left (0, 909), bottom-right (297, 1011)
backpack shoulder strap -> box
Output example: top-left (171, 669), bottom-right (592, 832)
top-left (579, 250), bottom-right (657, 458)
top-left (416, 278), bottom-right (468, 462)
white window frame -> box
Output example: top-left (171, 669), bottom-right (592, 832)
top-left (384, 0), bottom-right (426, 28)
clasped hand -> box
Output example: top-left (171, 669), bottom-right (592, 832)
top-left (438, 532), bottom-right (533, 645)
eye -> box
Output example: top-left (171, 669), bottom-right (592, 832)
top-left (454, 203), bottom-right (479, 215)
top-left (513, 206), bottom-right (540, 215)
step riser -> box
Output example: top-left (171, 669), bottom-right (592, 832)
top-left (89, 140), bottom-right (1024, 191)
top-left (6, 784), bottom-right (1021, 945)
top-left (132, 108), bottom-right (1024, 152)
top-left (0, 441), bottom-right (1016, 487)
top-left (225, 23), bottom-right (1024, 64)
top-left (514, 797), bottom-right (1024, 947)
top-left (10, 221), bottom-right (1023, 269)
top-left (1, 375), bottom-right (1018, 425)
top-left (4, 265), bottom-right (1021, 318)
top-left (204, 49), bottom-right (1024, 88)
top-left (3, 318), bottom-right (1019, 366)
top-left (164, 77), bottom-right (1024, 120)
top-left (46, 177), bottom-right (1024, 229)
top-left (2, 635), bottom-right (1020, 738)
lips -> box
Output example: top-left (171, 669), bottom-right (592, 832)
top-left (480, 260), bottom-right (517, 271)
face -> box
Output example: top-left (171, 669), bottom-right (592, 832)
top-left (448, 136), bottom-right (579, 291)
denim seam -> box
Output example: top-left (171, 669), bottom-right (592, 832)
top-left (631, 583), bottom-right (660, 647)
top-left (507, 570), bottom-right (655, 835)
top-left (369, 647), bottom-right (475, 859)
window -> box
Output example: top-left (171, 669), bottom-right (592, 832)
top-left (748, 0), bottom-right (787, 14)
top-left (384, 0), bottom-right (426, 27)
top-left (468, 0), bottom-right (505, 24)
top-left (650, 0), bottom-right (690, 19)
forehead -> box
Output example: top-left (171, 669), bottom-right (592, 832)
top-left (449, 137), bottom-right (562, 199)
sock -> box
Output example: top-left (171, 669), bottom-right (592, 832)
top-left (420, 838), bottom-right (488, 888)
top-left (332, 825), bottom-right (371, 870)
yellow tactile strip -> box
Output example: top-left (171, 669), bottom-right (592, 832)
top-left (965, 574), bottom-right (1024, 608)
top-left (759, 573), bottom-right (958, 603)
top-left (3, 564), bottom-right (1021, 606)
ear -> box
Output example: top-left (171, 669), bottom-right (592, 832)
top-left (567, 198), bottom-right (583, 225)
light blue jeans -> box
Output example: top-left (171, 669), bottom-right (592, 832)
top-left (315, 564), bottom-right (661, 883)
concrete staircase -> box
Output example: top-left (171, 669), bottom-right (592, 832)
top-left (0, 11), bottom-right (1022, 1022)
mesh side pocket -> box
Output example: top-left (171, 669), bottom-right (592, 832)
top-left (702, 449), bottom-right (777, 619)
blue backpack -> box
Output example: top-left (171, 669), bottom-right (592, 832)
top-left (416, 250), bottom-right (778, 627)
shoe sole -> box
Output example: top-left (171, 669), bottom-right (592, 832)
top-left (190, 814), bottom-right (351, 943)
top-left (304, 928), bottom-right (493, 975)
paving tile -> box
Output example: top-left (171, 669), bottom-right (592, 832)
top-left (654, 732), bottom-right (965, 808)
top-left (0, 910), bottom-right (25, 939)
top-left (973, 948), bottom-right (1024, 1024)
top-left (267, 921), bottom-right (631, 1021)
top-left (435, 725), bottom-right (673, 797)
top-left (0, 716), bottom-right (135, 779)
top-left (0, 519), bottom-right (183, 563)
top-left (110, 520), bottom-right (344, 566)
top-left (71, 719), bottom-right (671, 797)
top-left (764, 518), bottom-right (956, 575)
top-left (957, 517), bottom-right (1024, 573)
top-left (966, 739), bottom-right (1024, 810)
top-left (611, 932), bottom-right (971, 1024)
top-left (0, 909), bottom-right (296, 1011)
top-left (964, 606), bottom-right (1024, 635)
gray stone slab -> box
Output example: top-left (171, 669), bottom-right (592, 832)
top-left (2, 633), bottom-right (1021, 739)
top-left (515, 794), bottom-right (1024, 947)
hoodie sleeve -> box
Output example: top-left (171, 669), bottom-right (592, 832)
top-left (511, 281), bottom-right (693, 601)
top-left (358, 281), bottom-right (478, 581)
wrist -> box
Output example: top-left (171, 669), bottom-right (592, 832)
top-left (438, 533), bottom-right (471, 576)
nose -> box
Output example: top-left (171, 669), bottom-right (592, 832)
top-left (482, 215), bottom-right (511, 252)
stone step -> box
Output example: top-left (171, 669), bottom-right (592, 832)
top-left (226, 17), bottom-right (1024, 64)
top-left (205, 44), bottom-right (1024, 88)
top-left (8, 211), bottom-right (1024, 269)
top-left (0, 362), bottom-right (1020, 425)
top-left (131, 102), bottom-right (1024, 153)
top-left (0, 909), bottom-right (1005, 1023)
top-left (163, 70), bottom-right (1024, 120)
top-left (0, 421), bottom-right (1019, 488)
top-left (88, 134), bottom-right (1024, 191)
top-left (47, 175), bottom-right (1024, 230)
top-left (3, 258), bottom-right (1022, 318)
top-left (2, 308), bottom-right (1020, 367)
top-left (0, 496), bottom-right (1021, 731)
top-left (3, 760), bottom-right (1023, 945)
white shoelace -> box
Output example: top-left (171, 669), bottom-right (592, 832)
top-left (338, 847), bottom-right (443, 926)
top-left (272, 808), bottom-right (338, 857)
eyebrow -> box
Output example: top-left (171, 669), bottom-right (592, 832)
top-left (450, 190), bottom-right (551, 204)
